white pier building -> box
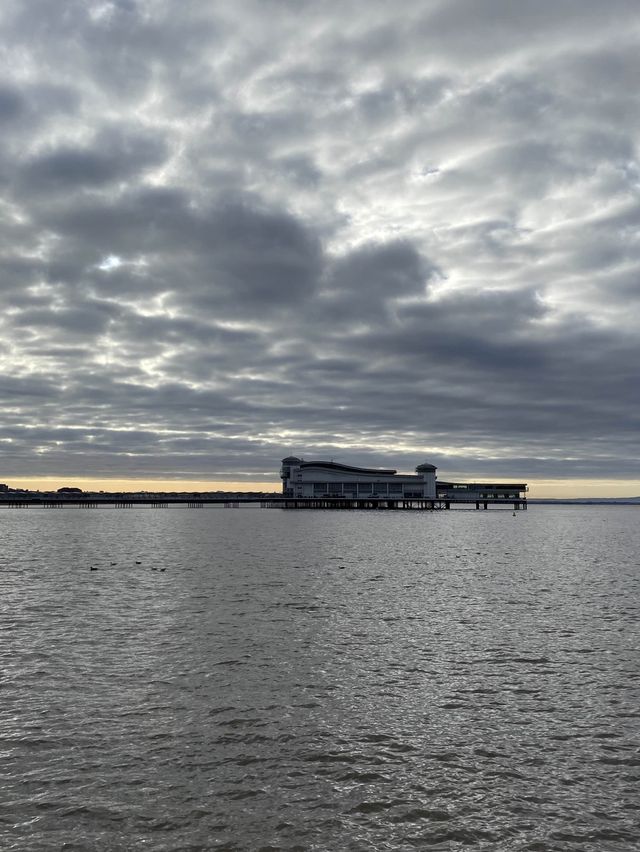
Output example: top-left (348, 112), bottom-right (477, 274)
top-left (280, 457), bottom-right (527, 503)
top-left (280, 457), bottom-right (437, 499)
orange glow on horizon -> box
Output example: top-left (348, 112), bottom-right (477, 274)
top-left (5, 478), bottom-right (280, 493)
top-left (3, 476), bottom-right (639, 498)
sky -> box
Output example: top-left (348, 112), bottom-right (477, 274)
top-left (1, 0), bottom-right (639, 497)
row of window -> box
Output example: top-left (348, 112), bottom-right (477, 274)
top-left (441, 491), bottom-right (520, 499)
top-left (310, 482), bottom-right (423, 495)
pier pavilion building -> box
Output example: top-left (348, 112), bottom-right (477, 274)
top-left (280, 457), bottom-right (527, 503)
top-left (281, 458), bottom-right (438, 499)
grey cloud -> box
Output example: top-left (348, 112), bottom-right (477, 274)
top-left (273, 154), bottom-right (322, 188)
top-left (36, 192), bottom-right (324, 316)
top-left (17, 128), bottom-right (169, 193)
top-left (3, 0), bottom-right (220, 103)
top-left (320, 240), bottom-right (438, 323)
top-left (420, 0), bottom-right (640, 63)
top-left (0, 82), bottom-right (79, 131)
top-left (0, 0), bottom-right (639, 487)
top-left (0, 85), bottom-right (24, 121)
top-left (191, 202), bottom-right (322, 308)
top-left (10, 301), bottom-right (121, 336)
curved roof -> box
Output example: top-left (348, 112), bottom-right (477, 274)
top-left (300, 460), bottom-right (397, 476)
top-left (281, 456), bottom-right (302, 463)
top-left (415, 462), bottom-right (437, 471)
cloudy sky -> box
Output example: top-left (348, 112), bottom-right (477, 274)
top-left (1, 0), bottom-right (639, 495)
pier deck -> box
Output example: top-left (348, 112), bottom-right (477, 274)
top-left (0, 496), bottom-right (527, 510)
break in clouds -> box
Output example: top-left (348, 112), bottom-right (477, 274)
top-left (1, 0), bottom-right (639, 484)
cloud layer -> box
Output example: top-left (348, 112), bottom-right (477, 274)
top-left (1, 0), bottom-right (639, 484)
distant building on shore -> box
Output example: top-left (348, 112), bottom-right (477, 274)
top-left (280, 457), bottom-right (527, 501)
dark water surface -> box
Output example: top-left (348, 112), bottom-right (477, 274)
top-left (1, 506), bottom-right (639, 851)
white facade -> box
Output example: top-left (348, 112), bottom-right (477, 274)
top-left (280, 458), bottom-right (437, 499)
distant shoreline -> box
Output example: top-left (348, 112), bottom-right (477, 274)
top-left (528, 499), bottom-right (640, 505)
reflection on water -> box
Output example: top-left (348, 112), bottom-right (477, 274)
top-left (1, 506), bottom-right (639, 850)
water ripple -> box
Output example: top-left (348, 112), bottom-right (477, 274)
top-left (1, 506), bottom-right (639, 850)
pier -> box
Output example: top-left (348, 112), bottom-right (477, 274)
top-left (0, 496), bottom-right (527, 510)
top-left (259, 497), bottom-right (527, 510)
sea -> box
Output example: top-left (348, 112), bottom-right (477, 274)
top-left (1, 505), bottom-right (639, 851)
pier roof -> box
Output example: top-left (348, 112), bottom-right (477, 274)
top-left (299, 461), bottom-right (397, 476)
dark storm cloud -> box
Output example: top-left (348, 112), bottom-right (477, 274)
top-left (0, 0), bottom-right (639, 487)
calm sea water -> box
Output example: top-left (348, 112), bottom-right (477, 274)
top-left (1, 505), bottom-right (639, 851)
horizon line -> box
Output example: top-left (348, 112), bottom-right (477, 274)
top-left (2, 476), bottom-right (639, 500)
